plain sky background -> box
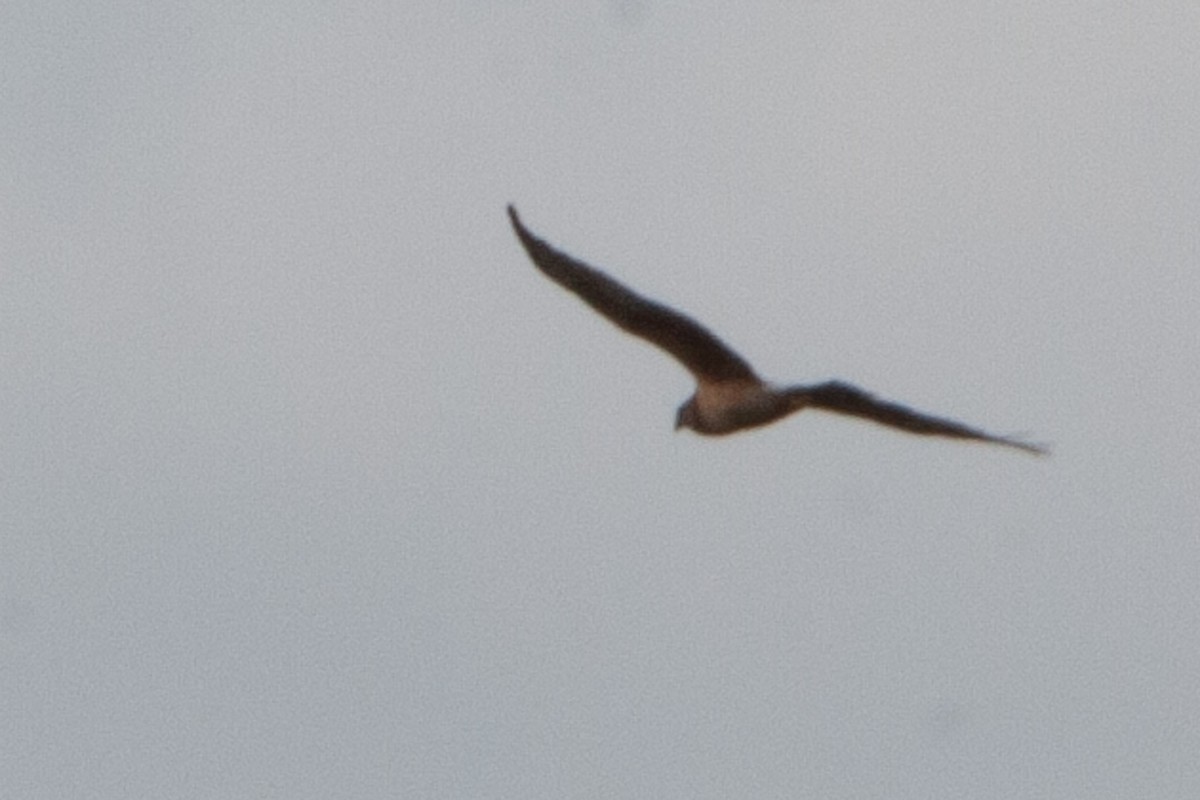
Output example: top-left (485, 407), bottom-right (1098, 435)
top-left (3, 2), bottom-right (1199, 798)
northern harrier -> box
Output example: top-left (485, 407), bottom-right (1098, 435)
top-left (508, 205), bottom-right (1045, 455)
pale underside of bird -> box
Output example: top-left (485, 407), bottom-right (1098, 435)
top-left (507, 205), bottom-right (1046, 456)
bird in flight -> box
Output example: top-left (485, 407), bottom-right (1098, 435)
top-left (508, 205), bottom-right (1046, 455)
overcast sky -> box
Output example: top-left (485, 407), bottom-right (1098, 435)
top-left (3, 2), bottom-right (1199, 798)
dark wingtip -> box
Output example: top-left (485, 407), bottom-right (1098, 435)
top-left (1016, 440), bottom-right (1052, 457)
top-left (999, 432), bottom-right (1051, 457)
top-left (990, 438), bottom-right (1049, 457)
top-left (507, 204), bottom-right (538, 253)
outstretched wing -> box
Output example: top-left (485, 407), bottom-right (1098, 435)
top-left (790, 380), bottom-right (1048, 455)
top-left (508, 205), bottom-right (758, 384)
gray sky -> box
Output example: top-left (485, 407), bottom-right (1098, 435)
top-left (3, 2), bottom-right (1199, 798)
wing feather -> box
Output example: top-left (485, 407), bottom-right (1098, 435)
top-left (791, 380), bottom-right (1047, 455)
top-left (508, 205), bottom-right (758, 383)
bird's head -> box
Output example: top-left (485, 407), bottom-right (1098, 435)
top-left (674, 398), bottom-right (698, 432)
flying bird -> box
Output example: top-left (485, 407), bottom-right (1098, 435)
top-left (508, 205), bottom-right (1046, 455)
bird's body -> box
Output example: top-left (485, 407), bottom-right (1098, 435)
top-left (683, 380), bottom-right (790, 434)
top-left (508, 205), bottom-right (1046, 455)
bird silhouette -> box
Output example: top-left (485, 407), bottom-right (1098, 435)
top-left (508, 205), bottom-right (1046, 455)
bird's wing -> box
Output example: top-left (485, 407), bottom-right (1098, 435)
top-left (789, 380), bottom-right (1048, 455)
top-left (508, 205), bottom-right (758, 383)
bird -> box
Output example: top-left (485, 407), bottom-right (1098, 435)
top-left (507, 205), bottom-right (1046, 456)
